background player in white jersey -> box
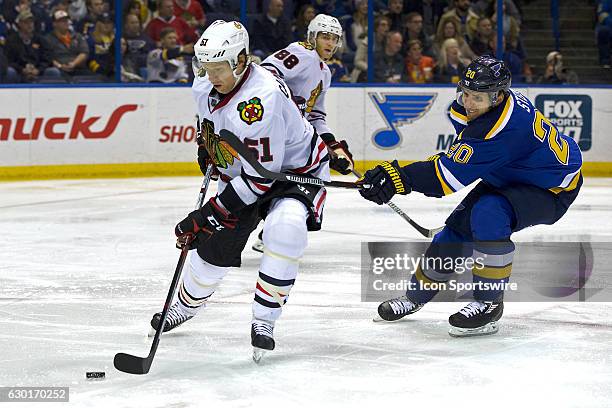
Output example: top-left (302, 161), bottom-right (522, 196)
top-left (150, 20), bottom-right (331, 361)
top-left (247, 14), bottom-right (354, 252)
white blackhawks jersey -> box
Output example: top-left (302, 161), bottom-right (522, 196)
top-left (261, 41), bottom-right (332, 136)
top-left (192, 63), bottom-right (330, 211)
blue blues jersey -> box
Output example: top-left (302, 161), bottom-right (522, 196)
top-left (402, 89), bottom-right (583, 197)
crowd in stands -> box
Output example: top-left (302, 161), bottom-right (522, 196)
top-left (0, 0), bottom-right (118, 83)
top-left (0, 0), bottom-right (210, 83)
top-left (1, 0), bottom-right (607, 84)
top-left (370, 0), bottom-right (534, 84)
top-left (597, 0), bottom-right (611, 68)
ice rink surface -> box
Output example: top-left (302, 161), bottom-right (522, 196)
top-left (2, 176), bottom-right (612, 408)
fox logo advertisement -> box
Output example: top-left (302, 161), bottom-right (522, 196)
top-left (369, 92), bottom-right (437, 149)
top-left (535, 95), bottom-right (592, 151)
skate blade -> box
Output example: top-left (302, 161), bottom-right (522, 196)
top-left (252, 348), bottom-right (267, 364)
top-left (448, 321), bottom-right (499, 338)
top-left (372, 315), bottom-right (402, 323)
top-left (147, 326), bottom-right (156, 337)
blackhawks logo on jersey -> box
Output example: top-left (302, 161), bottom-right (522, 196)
top-left (306, 81), bottom-right (323, 113)
top-left (298, 41), bottom-right (314, 50)
top-left (237, 97), bottom-right (264, 125)
top-left (200, 118), bottom-right (239, 169)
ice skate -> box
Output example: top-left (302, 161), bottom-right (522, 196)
top-left (374, 295), bottom-right (423, 322)
top-left (251, 320), bottom-right (275, 363)
top-left (448, 300), bottom-right (504, 337)
top-left (149, 302), bottom-right (194, 336)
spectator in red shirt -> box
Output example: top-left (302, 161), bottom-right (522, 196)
top-left (405, 39), bottom-right (435, 83)
top-left (146, 0), bottom-right (196, 46)
top-left (173, 0), bottom-right (206, 33)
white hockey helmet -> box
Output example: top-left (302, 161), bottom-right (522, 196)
top-left (307, 14), bottom-right (343, 51)
top-left (193, 20), bottom-right (250, 79)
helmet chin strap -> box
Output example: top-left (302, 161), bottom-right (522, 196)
top-left (488, 91), bottom-right (499, 106)
top-left (489, 90), bottom-right (506, 108)
top-left (228, 58), bottom-right (251, 92)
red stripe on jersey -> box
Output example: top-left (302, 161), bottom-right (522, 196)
top-left (315, 189), bottom-right (327, 215)
top-left (293, 141), bottom-right (327, 174)
top-left (256, 282), bottom-right (273, 298)
top-left (250, 179), bottom-right (271, 192)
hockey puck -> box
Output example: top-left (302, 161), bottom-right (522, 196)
top-left (86, 372), bottom-right (105, 380)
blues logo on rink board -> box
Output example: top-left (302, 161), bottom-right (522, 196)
top-left (369, 93), bottom-right (437, 149)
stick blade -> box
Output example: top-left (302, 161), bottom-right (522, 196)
top-left (427, 226), bottom-right (445, 238)
top-left (113, 352), bottom-right (152, 375)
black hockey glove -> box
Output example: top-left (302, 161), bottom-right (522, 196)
top-left (320, 133), bottom-right (354, 175)
top-left (175, 197), bottom-right (238, 249)
top-left (326, 139), bottom-right (354, 175)
top-left (359, 160), bottom-right (411, 205)
top-left (197, 145), bottom-right (220, 179)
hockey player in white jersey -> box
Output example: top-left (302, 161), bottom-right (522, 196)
top-left (150, 20), bottom-right (331, 362)
top-left (248, 14), bottom-right (354, 252)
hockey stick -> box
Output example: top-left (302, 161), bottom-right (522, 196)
top-left (113, 164), bottom-right (215, 375)
top-left (350, 170), bottom-right (444, 239)
top-left (218, 129), bottom-right (369, 190)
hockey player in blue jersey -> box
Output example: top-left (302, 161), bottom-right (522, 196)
top-left (359, 56), bottom-right (583, 337)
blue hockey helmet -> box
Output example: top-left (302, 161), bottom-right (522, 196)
top-left (459, 56), bottom-right (511, 103)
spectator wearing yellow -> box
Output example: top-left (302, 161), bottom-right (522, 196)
top-left (146, 26), bottom-right (192, 83)
top-left (87, 12), bottom-right (114, 78)
top-left (123, 13), bottom-right (154, 79)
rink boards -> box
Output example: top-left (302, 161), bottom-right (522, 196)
top-left (0, 85), bottom-right (609, 180)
